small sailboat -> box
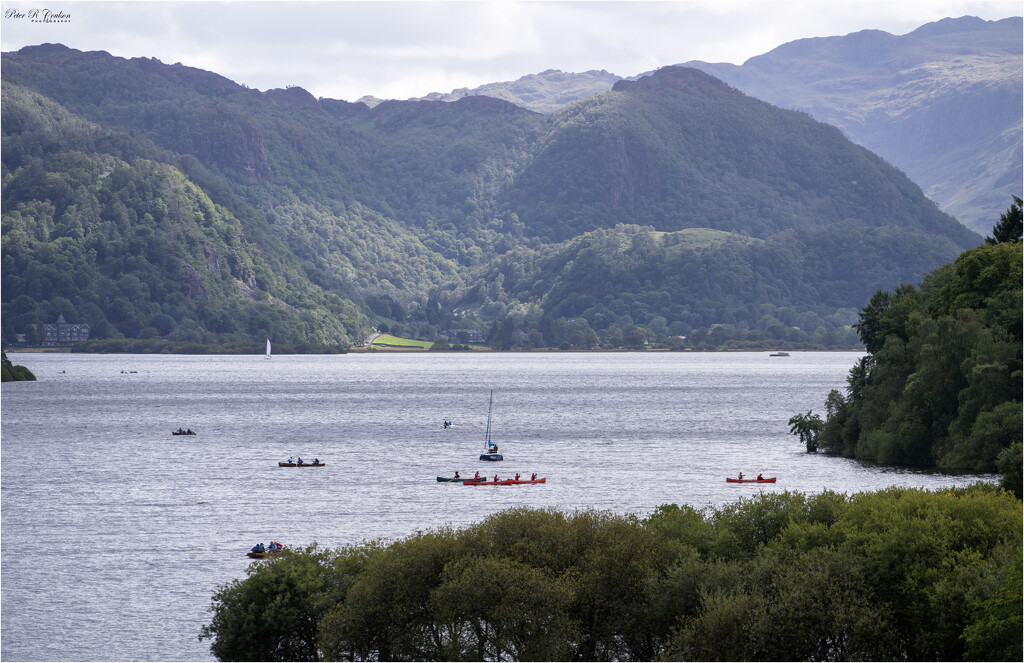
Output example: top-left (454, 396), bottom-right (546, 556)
top-left (479, 390), bottom-right (503, 461)
top-left (265, 339), bottom-right (272, 360)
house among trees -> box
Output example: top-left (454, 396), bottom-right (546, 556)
top-left (437, 328), bottom-right (485, 343)
top-left (34, 314), bottom-right (90, 346)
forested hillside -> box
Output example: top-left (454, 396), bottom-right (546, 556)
top-left (448, 226), bottom-right (860, 349)
top-left (469, 68), bottom-right (980, 348)
top-left (1, 83), bottom-right (367, 347)
top-left (811, 198), bottom-right (1021, 487)
top-left (2, 44), bottom-right (983, 349)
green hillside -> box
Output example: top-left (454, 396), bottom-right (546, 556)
top-left (454, 225), bottom-right (863, 349)
top-left (1, 45), bottom-right (987, 350)
top-left (507, 67), bottom-right (978, 246)
top-left (1, 83), bottom-right (367, 347)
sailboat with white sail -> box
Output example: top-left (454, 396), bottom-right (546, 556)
top-left (479, 390), bottom-right (503, 461)
top-left (265, 339), bottom-right (272, 360)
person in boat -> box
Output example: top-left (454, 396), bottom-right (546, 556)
top-left (738, 472), bottom-right (744, 480)
top-left (757, 473), bottom-right (763, 480)
top-left (493, 474), bottom-right (499, 482)
top-left (454, 471), bottom-right (461, 479)
top-left (297, 457), bottom-right (303, 465)
top-left (186, 428), bottom-right (193, 434)
top-left (515, 473), bottom-right (520, 481)
top-left (287, 457), bottom-right (294, 464)
top-left (251, 543), bottom-right (265, 554)
top-left (313, 458), bottom-right (320, 465)
top-left (531, 473), bottom-right (537, 481)
top-left (474, 471), bottom-right (480, 480)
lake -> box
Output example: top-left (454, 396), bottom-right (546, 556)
top-left (0, 352), bottom-right (994, 661)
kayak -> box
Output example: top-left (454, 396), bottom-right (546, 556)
top-left (279, 462), bottom-right (325, 467)
top-left (726, 477), bottom-right (776, 483)
top-left (437, 476), bottom-right (485, 482)
top-left (463, 478), bottom-right (546, 485)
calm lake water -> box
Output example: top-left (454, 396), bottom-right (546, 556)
top-left (0, 352), bottom-right (994, 661)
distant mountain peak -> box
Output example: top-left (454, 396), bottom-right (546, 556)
top-left (265, 85), bottom-right (322, 112)
top-left (612, 65), bottom-right (729, 94)
top-left (908, 14), bottom-right (1004, 37)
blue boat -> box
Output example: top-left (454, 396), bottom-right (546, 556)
top-left (479, 390), bottom-right (503, 461)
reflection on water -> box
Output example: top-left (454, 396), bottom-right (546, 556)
top-left (1, 352), bottom-right (993, 661)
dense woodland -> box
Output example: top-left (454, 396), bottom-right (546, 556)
top-left (199, 485), bottom-right (1022, 662)
top-left (794, 199), bottom-right (1022, 484)
top-left (1, 84), bottom-right (368, 348)
top-left (1, 46), bottom-right (982, 350)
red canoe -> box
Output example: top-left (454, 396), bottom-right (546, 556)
top-left (726, 477), bottom-right (776, 483)
top-left (463, 478), bottom-right (546, 485)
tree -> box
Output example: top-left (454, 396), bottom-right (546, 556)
top-left (788, 411), bottom-right (824, 452)
top-left (429, 556), bottom-right (577, 660)
top-left (200, 546), bottom-right (363, 662)
top-left (854, 289), bottom-right (893, 353)
top-left (986, 195), bottom-right (1022, 244)
top-left (996, 441), bottom-right (1022, 499)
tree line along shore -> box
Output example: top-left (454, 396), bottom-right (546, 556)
top-left (201, 485), bottom-right (1022, 662)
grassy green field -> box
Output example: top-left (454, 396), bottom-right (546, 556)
top-left (370, 334), bottom-right (434, 349)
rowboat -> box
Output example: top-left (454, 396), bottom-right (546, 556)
top-left (279, 462), bottom-right (325, 467)
top-left (172, 430), bottom-right (196, 436)
top-left (726, 477), bottom-right (776, 483)
top-left (462, 479), bottom-right (544, 485)
top-left (437, 476), bottom-right (485, 482)
top-left (247, 543), bottom-right (285, 558)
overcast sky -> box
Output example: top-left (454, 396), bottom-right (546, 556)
top-left (1, 1), bottom-right (1020, 101)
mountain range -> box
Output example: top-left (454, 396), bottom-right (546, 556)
top-left (0, 19), bottom-right (1003, 350)
top-left (389, 16), bottom-right (1022, 234)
